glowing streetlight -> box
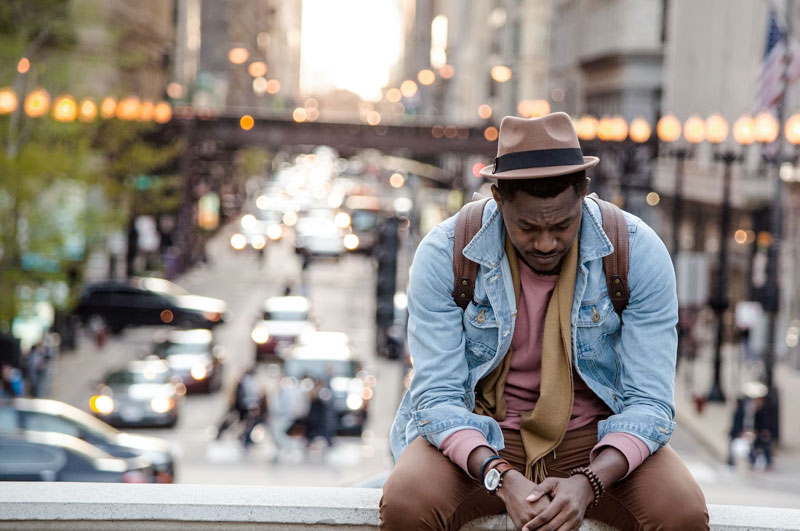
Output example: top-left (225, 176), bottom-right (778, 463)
top-left (518, 99), bottom-right (549, 118)
top-left (386, 88), bottom-right (402, 103)
top-left (596, 116), bottom-right (614, 141)
top-left (732, 115), bottom-right (755, 145)
top-left (609, 116), bottom-right (628, 142)
top-left (785, 113), bottom-right (800, 145)
top-left (153, 101), bottom-right (172, 123)
top-left (576, 115), bottom-right (598, 141)
top-left (417, 69), bottom-right (435, 86)
top-left (100, 97), bottom-right (117, 119)
top-left (116, 96), bottom-right (141, 120)
top-left (683, 115), bottom-right (706, 144)
top-left (266, 79), bottom-right (281, 94)
top-left (0, 87), bottom-right (18, 114)
top-left (293, 107), bottom-right (308, 122)
top-left (629, 117), bottom-right (651, 143)
top-left (484, 126), bottom-right (499, 142)
top-left (24, 88), bottom-right (50, 117)
top-left (490, 65), bottom-right (512, 83)
top-left (248, 61), bottom-right (267, 78)
top-left (754, 112), bottom-right (779, 144)
top-left (240, 114), bottom-right (255, 130)
top-left (439, 64), bottom-right (454, 79)
top-left (400, 80), bottom-right (418, 98)
top-left (477, 104), bottom-right (492, 120)
top-left (705, 114), bottom-right (728, 144)
top-left (78, 98), bottom-right (97, 122)
top-left (138, 100), bottom-right (154, 121)
top-left (656, 114), bottom-right (681, 143)
top-left (228, 47), bottom-right (249, 64)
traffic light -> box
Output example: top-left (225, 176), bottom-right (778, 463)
top-left (375, 216), bottom-right (399, 328)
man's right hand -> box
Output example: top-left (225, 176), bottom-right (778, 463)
top-left (497, 470), bottom-right (551, 529)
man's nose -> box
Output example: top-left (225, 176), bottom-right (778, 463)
top-left (533, 233), bottom-right (558, 254)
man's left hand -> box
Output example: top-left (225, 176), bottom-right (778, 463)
top-left (521, 476), bottom-right (594, 531)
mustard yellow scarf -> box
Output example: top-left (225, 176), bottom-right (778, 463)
top-left (474, 236), bottom-right (577, 482)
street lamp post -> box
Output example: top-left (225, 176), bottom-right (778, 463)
top-left (705, 114), bottom-right (754, 402)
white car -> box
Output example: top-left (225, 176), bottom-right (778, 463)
top-left (251, 296), bottom-right (316, 362)
top-left (294, 217), bottom-right (345, 258)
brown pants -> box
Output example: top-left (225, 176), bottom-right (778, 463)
top-left (380, 423), bottom-right (709, 531)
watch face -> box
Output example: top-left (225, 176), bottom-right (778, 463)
top-left (484, 467), bottom-right (501, 491)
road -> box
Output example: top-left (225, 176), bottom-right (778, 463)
top-left (49, 222), bottom-right (800, 506)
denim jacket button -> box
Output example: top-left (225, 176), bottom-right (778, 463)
top-left (477, 309), bottom-right (486, 323)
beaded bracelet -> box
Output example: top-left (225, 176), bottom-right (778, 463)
top-left (569, 467), bottom-right (605, 508)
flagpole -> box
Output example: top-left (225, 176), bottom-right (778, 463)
top-left (761, 0), bottom-right (791, 444)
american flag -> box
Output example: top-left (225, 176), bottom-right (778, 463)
top-left (755, 5), bottom-right (800, 112)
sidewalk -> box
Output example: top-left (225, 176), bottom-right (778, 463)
top-left (674, 340), bottom-right (800, 491)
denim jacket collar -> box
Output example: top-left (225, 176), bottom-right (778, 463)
top-left (461, 197), bottom-right (614, 269)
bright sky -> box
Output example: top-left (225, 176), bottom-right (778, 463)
top-left (300, 0), bottom-right (404, 101)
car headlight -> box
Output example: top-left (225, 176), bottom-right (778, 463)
top-left (230, 233), bottom-right (247, 250)
top-left (343, 233), bottom-right (360, 250)
top-left (346, 394), bottom-right (364, 411)
top-left (90, 395), bottom-right (115, 415)
top-left (150, 396), bottom-right (175, 414)
top-left (190, 364), bottom-right (208, 380)
top-left (251, 327), bottom-right (270, 344)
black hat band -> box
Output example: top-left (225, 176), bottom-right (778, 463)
top-left (493, 147), bottom-right (585, 174)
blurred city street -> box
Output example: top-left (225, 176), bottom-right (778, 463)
top-left (3, 0), bottom-right (800, 521)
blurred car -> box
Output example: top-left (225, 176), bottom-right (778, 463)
top-left (251, 296), bottom-right (316, 362)
top-left (0, 397), bottom-right (176, 482)
top-left (151, 329), bottom-right (226, 393)
top-left (0, 431), bottom-right (154, 483)
top-left (342, 195), bottom-right (382, 254)
top-left (89, 359), bottom-right (184, 429)
top-left (229, 213), bottom-right (279, 252)
top-left (282, 343), bottom-right (375, 436)
top-left (294, 216), bottom-right (345, 258)
top-left (74, 277), bottom-right (228, 334)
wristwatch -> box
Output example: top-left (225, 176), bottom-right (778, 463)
top-left (483, 461), bottom-right (514, 494)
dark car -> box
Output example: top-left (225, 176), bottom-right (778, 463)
top-left (0, 397), bottom-right (177, 483)
top-left (152, 329), bottom-right (225, 393)
top-left (282, 343), bottom-right (376, 436)
top-left (90, 359), bottom-right (184, 429)
top-left (74, 277), bottom-right (228, 334)
top-left (0, 431), bottom-right (154, 483)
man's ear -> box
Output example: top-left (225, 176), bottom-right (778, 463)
top-left (582, 177), bottom-right (592, 197)
top-left (491, 184), bottom-right (503, 211)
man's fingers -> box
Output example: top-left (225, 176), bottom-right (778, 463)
top-left (525, 497), bottom-right (564, 529)
top-left (526, 477), bottom-right (558, 502)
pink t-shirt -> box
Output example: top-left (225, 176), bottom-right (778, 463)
top-left (441, 258), bottom-right (649, 478)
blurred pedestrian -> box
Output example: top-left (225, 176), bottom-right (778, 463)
top-left (749, 396), bottom-right (774, 471)
top-left (0, 364), bottom-right (25, 397)
top-left (216, 367), bottom-right (261, 447)
top-left (25, 341), bottom-right (52, 398)
top-left (304, 379), bottom-right (336, 448)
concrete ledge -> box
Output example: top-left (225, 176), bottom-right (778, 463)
top-left (1, 483), bottom-right (800, 530)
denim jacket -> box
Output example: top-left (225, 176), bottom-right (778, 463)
top-left (390, 197), bottom-right (678, 460)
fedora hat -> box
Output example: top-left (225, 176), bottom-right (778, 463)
top-left (479, 112), bottom-right (599, 179)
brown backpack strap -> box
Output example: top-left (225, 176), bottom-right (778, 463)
top-left (587, 194), bottom-right (630, 318)
top-left (452, 198), bottom-right (490, 309)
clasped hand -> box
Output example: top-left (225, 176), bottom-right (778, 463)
top-left (499, 471), bottom-right (594, 531)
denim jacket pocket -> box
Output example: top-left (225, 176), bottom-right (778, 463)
top-left (575, 296), bottom-right (622, 387)
top-left (464, 302), bottom-right (498, 367)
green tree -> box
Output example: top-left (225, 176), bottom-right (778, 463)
top-left (0, 0), bottom-right (181, 333)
